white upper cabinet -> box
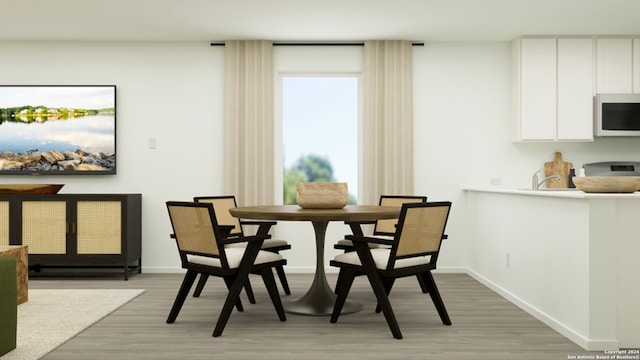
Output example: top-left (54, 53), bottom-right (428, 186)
top-left (596, 38), bottom-right (633, 94)
top-left (512, 38), bottom-right (557, 141)
top-left (557, 38), bottom-right (595, 140)
top-left (512, 37), bottom-right (594, 142)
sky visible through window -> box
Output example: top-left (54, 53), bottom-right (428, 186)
top-left (282, 76), bottom-right (358, 201)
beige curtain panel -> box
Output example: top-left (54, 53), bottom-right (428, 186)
top-left (362, 40), bottom-right (415, 205)
top-left (223, 40), bottom-right (275, 206)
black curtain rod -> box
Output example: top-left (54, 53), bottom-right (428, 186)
top-left (210, 42), bottom-right (424, 47)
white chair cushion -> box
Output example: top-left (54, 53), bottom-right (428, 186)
top-left (333, 248), bottom-right (431, 270)
top-left (225, 242), bottom-right (247, 248)
top-left (224, 239), bottom-right (288, 249)
top-left (261, 239), bottom-right (289, 249)
top-left (335, 239), bottom-right (387, 249)
top-left (187, 248), bottom-right (283, 269)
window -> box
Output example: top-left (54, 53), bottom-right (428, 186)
top-left (281, 76), bottom-right (359, 204)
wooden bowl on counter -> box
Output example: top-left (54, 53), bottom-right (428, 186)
top-left (572, 176), bottom-right (640, 193)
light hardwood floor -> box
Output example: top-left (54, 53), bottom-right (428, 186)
top-left (30, 272), bottom-right (600, 360)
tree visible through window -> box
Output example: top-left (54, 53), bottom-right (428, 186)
top-left (282, 76), bottom-right (358, 205)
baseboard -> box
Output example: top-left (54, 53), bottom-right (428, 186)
top-left (142, 265), bottom-right (469, 275)
top-left (144, 266), bottom-right (322, 274)
top-left (142, 267), bottom-right (185, 274)
top-left (466, 269), bottom-right (619, 351)
top-left (433, 266), bottom-right (468, 274)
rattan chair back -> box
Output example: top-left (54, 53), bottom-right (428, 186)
top-left (373, 195), bottom-right (427, 236)
top-left (167, 201), bottom-right (227, 267)
top-left (392, 202), bottom-right (451, 262)
top-left (194, 196), bottom-right (242, 237)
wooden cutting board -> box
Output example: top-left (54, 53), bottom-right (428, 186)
top-left (544, 152), bottom-right (573, 188)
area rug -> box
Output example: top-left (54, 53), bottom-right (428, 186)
top-left (2, 288), bottom-right (145, 360)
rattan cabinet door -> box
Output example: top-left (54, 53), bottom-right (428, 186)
top-left (21, 201), bottom-right (67, 254)
top-left (0, 201), bottom-right (8, 246)
top-left (76, 201), bottom-right (122, 254)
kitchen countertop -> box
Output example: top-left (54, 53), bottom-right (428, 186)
top-left (464, 187), bottom-right (640, 199)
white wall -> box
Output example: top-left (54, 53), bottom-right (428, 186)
top-left (412, 42), bottom-right (640, 271)
top-left (0, 41), bottom-right (225, 272)
top-left (413, 42), bottom-right (512, 270)
top-left (2, 40), bottom-right (639, 273)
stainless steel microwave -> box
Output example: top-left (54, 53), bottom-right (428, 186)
top-left (595, 94), bottom-right (640, 137)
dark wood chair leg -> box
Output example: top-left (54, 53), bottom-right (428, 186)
top-left (363, 269), bottom-right (402, 339)
top-left (193, 274), bottom-right (209, 297)
top-left (417, 273), bottom-right (429, 293)
top-left (195, 273), bottom-right (255, 305)
top-left (354, 242), bottom-right (402, 339)
top-left (167, 270), bottom-right (198, 323)
top-left (244, 277), bottom-right (256, 304)
top-left (213, 242), bottom-right (261, 337)
top-left (260, 267), bottom-right (287, 321)
top-left (330, 269), bottom-right (356, 323)
top-left (262, 248), bottom-right (291, 296)
top-left (214, 273), bottom-right (250, 337)
top-left (275, 266), bottom-right (291, 295)
top-left (334, 247), bottom-right (357, 294)
top-left (420, 271), bottom-right (451, 325)
top-left (334, 269), bottom-right (344, 294)
top-left (222, 276), bottom-right (244, 312)
top-left (375, 278), bottom-right (396, 313)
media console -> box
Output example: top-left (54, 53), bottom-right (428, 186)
top-left (0, 193), bottom-right (141, 280)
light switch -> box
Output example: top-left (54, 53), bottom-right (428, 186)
top-left (148, 137), bottom-right (157, 149)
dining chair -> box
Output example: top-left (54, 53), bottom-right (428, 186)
top-left (330, 201), bottom-right (453, 339)
top-left (192, 196), bottom-right (292, 302)
top-left (333, 195), bottom-right (428, 293)
top-left (165, 201), bottom-right (286, 337)
top-left (334, 195), bottom-right (427, 251)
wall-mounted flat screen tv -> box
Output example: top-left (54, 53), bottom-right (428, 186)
top-left (0, 85), bottom-right (116, 175)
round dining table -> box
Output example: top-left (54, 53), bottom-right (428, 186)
top-left (229, 205), bottom-right (400, 316)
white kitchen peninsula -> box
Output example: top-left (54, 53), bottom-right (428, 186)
top-left (465, 188), bottom-right (640, 351)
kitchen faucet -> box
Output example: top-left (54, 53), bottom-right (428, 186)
top-left (532, 170), bottom-right (560, 189)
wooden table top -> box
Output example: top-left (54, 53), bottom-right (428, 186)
top-left (229, 205), bottom-right (400, 222)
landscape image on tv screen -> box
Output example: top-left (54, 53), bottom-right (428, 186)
top-left (0, 85), bottom-right (116, 175)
